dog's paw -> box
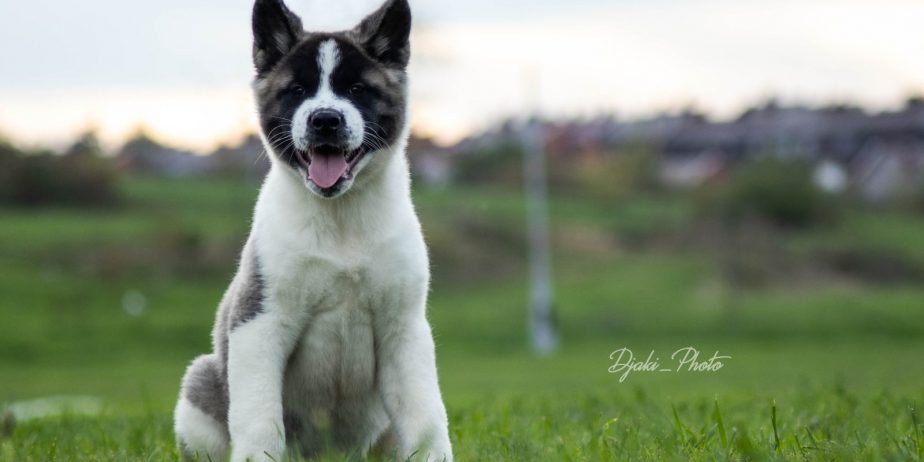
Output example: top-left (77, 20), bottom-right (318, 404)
top-left (426, 441), bottom-right (453, 462)
top-left (400, 435), bottom-right (453, 462)
top-left (230, 438), bottom-right (286, 462)
top-left (230, 449), bottom-right (283, 462)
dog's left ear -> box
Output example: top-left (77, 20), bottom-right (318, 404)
top-left (349, 0), bottom-right (412, 68)
top-left (252, 0), bottom-right (304, 75)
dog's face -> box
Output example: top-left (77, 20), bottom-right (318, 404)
top-left (251, 0), bottom-right (411, 199)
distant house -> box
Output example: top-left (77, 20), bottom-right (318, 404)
top-left (659, 151), bottom-right (727, 188)
top-left (117, 133), bottom-right (269, 179)
top-left (209, 135), bottom-right (270, 179)
top-left (813, 159), bottom-right (848, 194)
top-left (849, 139), bottom-right (924, 203)
top-left (410, 152), bottom-right (451, 186)
top-left (116, 133), bottom-right (212, 177)
top-left (407, 135), bottom-right (452, 186)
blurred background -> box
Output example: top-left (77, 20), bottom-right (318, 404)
top-left (1, 0), bottom-right (923, 424)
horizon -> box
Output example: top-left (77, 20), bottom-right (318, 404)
top-left (1, 0), bottom-right (922, 153)
top-left (4, 92), bottom-right (924, 155)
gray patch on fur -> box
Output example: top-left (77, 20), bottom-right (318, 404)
top-left (284, 412), bottom-right (305, 451)
top-left (230, 246), bottom-right (267, 330)
top-left (178, 237), bottom-right (264, 432)
top-left (180, 354), bottom-right (229, 425)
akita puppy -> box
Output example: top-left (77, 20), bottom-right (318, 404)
top-left (173, 1), bottom-right (452, 460)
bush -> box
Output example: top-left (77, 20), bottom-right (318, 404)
top-left (908, 176), bottom-right (924, 213)
top-left (708, 157), bottom-right (836, 228)
top-left (0, 134), bottom-right (120, 207)
top-left (453, 142), bottom-right (524, 186)
top-left (570, 146), bottom-right (659, 201)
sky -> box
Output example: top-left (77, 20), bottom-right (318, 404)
top-left (0, 0), bottom-right (922, 152)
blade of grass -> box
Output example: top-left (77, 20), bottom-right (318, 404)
top-left (853, 430), bottom-right (865, 451)
top-left (791, 433), bottom-right (807, 457)
top-left (911, 402), bottom-right (921, 457)
top-left (804, 428), bottom-right (818, 450)
top-left (771, 401), bottom-right (781, 451)
top-left (713, 399), bottom-right (728, 449)
top-left (671, 404), bottom-right (691, 447)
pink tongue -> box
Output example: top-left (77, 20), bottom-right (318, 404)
top-left (308, 153), bottom-right (349, 188)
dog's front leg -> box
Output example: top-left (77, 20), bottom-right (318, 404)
top-left (378, 315), bottom-right (453, 462)
top-left (227, 310), bottom-right (300, 462)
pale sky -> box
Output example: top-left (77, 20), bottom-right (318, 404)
top-left (0, 0), bottom-right (922, 152)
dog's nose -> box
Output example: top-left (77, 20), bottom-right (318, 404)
top-left (310, 109), bottom-right (343, 133)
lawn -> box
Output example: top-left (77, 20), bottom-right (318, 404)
top-left (1, 176), bottom-right (923, 461)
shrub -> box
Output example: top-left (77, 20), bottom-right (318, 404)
top-left (453, 142), bottom-right (524, 186)
top-left (570, 146), bottom-right (659, 201)
top-left (708, 156), bottom-right (836, 228)
top-left (0, 133), bottom-right (120, 207)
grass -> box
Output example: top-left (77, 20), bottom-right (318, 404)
top-left (3, 389), bottom-right (922, 461)
top-left (1, 175), bottom-right (923, 460)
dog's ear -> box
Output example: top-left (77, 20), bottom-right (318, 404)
top-left (252, 0), bottom-right (304, 75)
top-left (349, 0), bottom-right (412, 68)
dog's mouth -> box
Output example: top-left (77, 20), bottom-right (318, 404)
top-left (294, 145), bottom-right (366, 190)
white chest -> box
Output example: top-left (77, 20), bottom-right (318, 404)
top-left (252, 165), bottom-right (429, 412)
top-left (288, 303), bottom-right (377, 401)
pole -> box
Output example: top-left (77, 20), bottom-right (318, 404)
top-left (523, 110), bottom-right (557, 355)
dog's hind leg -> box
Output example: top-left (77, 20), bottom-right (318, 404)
top-left (175, 354), bottom-right (229, 461)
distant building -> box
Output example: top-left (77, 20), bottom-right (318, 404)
top-left (112, 97), bottom-right (924, 202)
top-left (117, 133), bottom-right (268, 179)
top-left (813, 160), bottom-right (848, 194)
top-left (439, 97), bottom-right (924, 200)
top-left (850, 139), bottom-right (924, 203)
top-left (659, 151), bottom-right (726, 188)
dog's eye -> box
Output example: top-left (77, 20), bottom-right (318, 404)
top-left (289, 85), bottom-right (306, 96)
top-left (349, 84), bottom-right (366, 96)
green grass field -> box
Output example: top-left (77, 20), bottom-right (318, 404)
top-left (1, 176), bottom-right (923, 461)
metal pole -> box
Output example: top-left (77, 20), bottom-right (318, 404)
top-left (523, 118), bottom-right (557, 355)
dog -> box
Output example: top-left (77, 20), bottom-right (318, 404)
top-left (173, 0), bottom-right (453, 460)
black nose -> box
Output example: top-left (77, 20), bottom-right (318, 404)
top-left (310, 109), bottom-right (343, 133)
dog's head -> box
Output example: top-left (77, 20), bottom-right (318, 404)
top-left (251, 0), bottom-right (411, 199)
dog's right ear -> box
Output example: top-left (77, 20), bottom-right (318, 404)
top-left (252, 0), bottom-right (303, 75)
top-left (349, 0), bottom-right (412, 68)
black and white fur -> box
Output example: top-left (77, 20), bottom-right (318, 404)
top-left (173, 1), bottom-right (452, 460)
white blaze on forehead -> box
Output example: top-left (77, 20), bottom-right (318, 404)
top-left (292, 39), bottom-right (365, 153)
top-left (318, 39), bottom-right (339, 83)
